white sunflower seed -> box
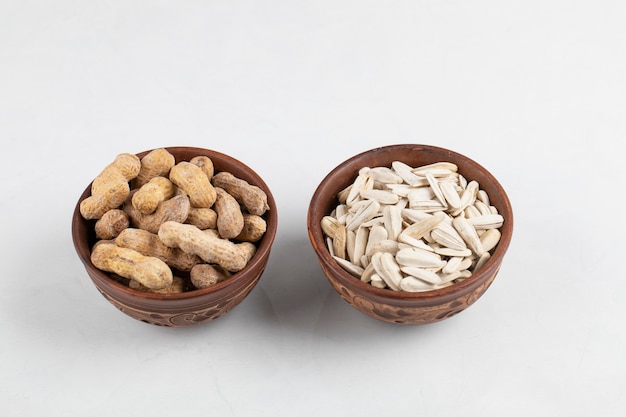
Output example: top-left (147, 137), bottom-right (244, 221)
top-left (371, 252), bottom-right (402, 291)
top-left (383, 205), bottom-right (403, 240)
top-left (453, 216), bottom-right (485, 256)
top-left (346, 199), bottom-right (381, 231)
top-left (370, 274), bottom-right (386, 288)
top-left (480, 228), bottom-right (502, 253)
top-left (474, 200), bottom-right (492, 216)
top-left (401, 208), bottom-right (432, 224)
top-left (477, 189), bottom-right (490, 206)
top-left (430, 222), bottom-right (467, 251)
top-left (391, 160), bottom-right (424, 186)
top-left (396, 247), bottom-right (444, 268)
top-left (400, 276), bottom-right (437, 292)
top-left (474, 252), bottom-right (491, 271)
top-left (333, 256), bottom-right (364, 277)
top-left (321, 216), bottom-right (340, 238)
top-left (442, 256), bottom-right (463, 274)
top-left (459, 180), bottom-right (479, 210)
top-left (346, 170), bottom-right (370, 205)
top-left (366, 239), bottom-right (400, 256)
top-left (367, 166), bottom-right (404, 184)
top-left (365, 225), bottom-right (388, 256)
top-left (361, 262), bottom-right (376, 282)
top-left (407, 187), bottom-right (435, 204)
top-left (439, 270), bottom-right (463, 284)
top-left (433, 246), bottom-right (473, 257)
top-left (425, 172), bottom-right (447, 207)
top-left (385, 183), bottom-right (412, 197)
top-left (359, 189), bottom-right (400, 204)
top-left (353, 226), bottom-right (369, 266)
top-left (346, 229), bottom-right (356, 263)
top-left (400, 266), bottom-right (442, 285)
top-left (439, 180), bottom-right (462, 210)
top-left (399, 211), bottom-right (446, 241)
top-left (466, 214), bottom-right (504, 230)
top-left (464, 205), bottom-right (482, 219)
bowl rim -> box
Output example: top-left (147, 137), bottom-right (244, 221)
top-left (72, 145), bottom-right (278, 301)
top-left (307, 143), bottom-right (513, 301)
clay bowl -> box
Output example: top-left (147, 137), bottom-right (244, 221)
top-left (307, 144), bottom-right (513, 325)
top-left (72, 146), bottom-right (278, 327)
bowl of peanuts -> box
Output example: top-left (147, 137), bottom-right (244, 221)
top-left (307, 144), bottom-right (513, 325)
top-left (72, 146), bottom-right (277, 327)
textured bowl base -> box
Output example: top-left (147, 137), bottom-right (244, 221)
top-left (94, 278), bottom-right (258, 327)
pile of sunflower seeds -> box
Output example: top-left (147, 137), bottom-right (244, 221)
top-left (321, 161), bottom-right (504, 292)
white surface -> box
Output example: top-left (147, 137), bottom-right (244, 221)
top-left (1, 1), bottom-right (625, 416)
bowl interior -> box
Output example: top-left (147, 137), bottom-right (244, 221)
top-left (72, 146), bottom-right (278, 301)
top-left (307, 144), bottom-right (513, 300)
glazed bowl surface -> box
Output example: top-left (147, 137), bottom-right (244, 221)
top-left (307, 144), bottom-right (513, 325)
top-left (72, 146), bottom-right (278, 327)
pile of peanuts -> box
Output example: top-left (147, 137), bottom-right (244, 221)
top-left (79, 148), bottom-right (269, 293)
top-left (321, 161), bottom-right (504, 292)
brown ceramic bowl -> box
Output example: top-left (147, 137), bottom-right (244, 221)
top-left (72, 146), bottom-right (278, 327)
top-left (307, 144), bottom-right (513, 325)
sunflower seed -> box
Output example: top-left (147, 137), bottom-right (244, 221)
top-left (332, 224), bottom-right (347, 259)
top-left (346, 229), bottom-right (357, 263)
top-left (430, 222), bottom-right (467, 251)
top-left (442, 256), bottom-right (463, 274)
top-left (409, 199), bottom-right (448, 212)
top-left (396, 247), bottom-right (445, 268)
top-left (392, 160), bottom-right (424, 186)
top-left (333, 256), bottom-right (364, 277)
top-left (367, 166), bottom-right (404, 184)
top-left (407, 187), bottom-right (435, 205)
top-left (474, 252), bottom-right (491, 271)
top-left (346, 169), bottom-right (370, 205)
top-left (453, 216), bottom-right (485, 256)
top-left (426, 172), bottom-right (448, 207)
top-left (346, 199), bottom-right (381, 231)
top-left (359, 189), bottom-right (400, 204)
top-left (467, 214), bottom-right (504, 230)
top-left (383, 205), bottom-right (403, 240)
top-left (365, 225), bottom-right (388, 256)
top-left (413, 162), bottom-right (458, 176)
top-left (321, 216), bottom-right (340, 238)
top-left (477, 189), bottom-right (490, 206)
top-left (400, 276), bottom-right (437, 292)
top-left (474, 200), bottom-right (492, 216)
top-left (399, 211), bottom-right (446, 241)
top-left (438, 270), bottom-right (463, 284)
top-left (464, 205), bottom-right (482, 219)
top-left (366, 239), bottom-right (400, 256)
top-left (480, 228), bottom-right (502, 252)
top-left (458, 180), bottom-right (479, 210)
top-left (353, 226), bottom-right (369, 266)
top-left (385, 183), bottom-right (412, 197)
top-left (439, 180), bottom-right (462, 210)
top-left (371, 252), bottom-right (402, 291)
top-left (401, 208), bottom-right (432, 224)
top-left (370, 274), bottom-right (386, 288)
top-left (433, 246), bottom-right (473, 257)
top-left (399, 266), bottom-right (442, 285)
top-left (361, 262), bottom-right (376, 282)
